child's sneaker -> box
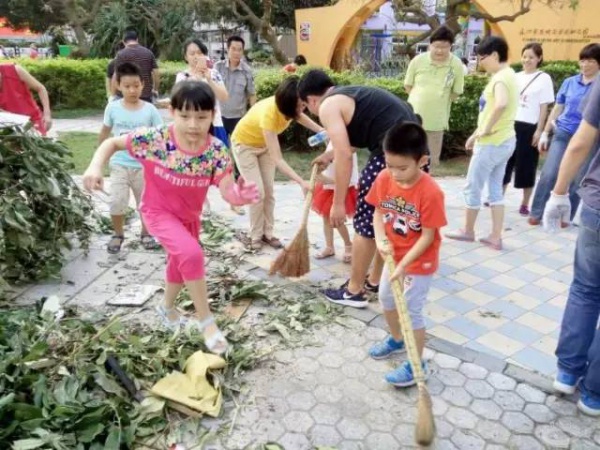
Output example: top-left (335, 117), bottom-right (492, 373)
top-left (385, 360), bottom-right (430, 387)
top-left (369, 335), bottom-right (406, 360)
top-left (553, 368), bottom-right (578, 395)
top-left (578, 384), bottom-right (600, 416)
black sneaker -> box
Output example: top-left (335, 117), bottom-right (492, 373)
top-left (341, 278), bottom-right (379, 294)
top-left (322, 286), bottom-right (368, 308)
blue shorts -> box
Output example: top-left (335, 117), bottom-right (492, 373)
top-left (353, 153), bottom-right (386, 238)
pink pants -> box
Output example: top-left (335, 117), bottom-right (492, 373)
top-left (143, 212), bottom-right (205, 283)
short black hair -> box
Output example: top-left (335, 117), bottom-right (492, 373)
top-left (476, 36), bottom-right (509, 62)
top-left (383, 122), bottom-right (428, 161)
top-left (227, 36), bottom-right (245, 49)
top-left (183, 38), bottom-right (208, 57)
top-left (298, 69), bottom-right (335, 101)
top-left (294, 54), bottom-right (307, 65)
top-left (123, 30), bottom-right (138, 42)
top-left (430, 25), bottom-right (455, 45)
top-left (579, 43), bottom-right (600, 65)
top-left (522, 42), bottom-right (544, 67)
top-left (170, 80), bottom-right (215, 112)
top-left (115, 62), bottom-right (142, 83)
top-left (275, 76), bottom-right (301, 119)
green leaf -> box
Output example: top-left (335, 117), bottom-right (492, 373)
top-left (0, 392), bottom-right (15, 410)
top-left (139, 396), bottom-right (165, 417)
top-left (78, 423), bottom-right (105, 443)
top-left (93, 371), bottom-right (123, 395)
top-left (11, 438), bottom-right (46, 450)
top-left (104, 426), bottom-right (121, 450)
top-left (12, 403), bottom-right (43, 421)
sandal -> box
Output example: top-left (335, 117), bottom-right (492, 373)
top-left (107, 235), bottom-right (125, 254)
top-left (140, 234), bottom-right (161, 250)
top-left (445, 229), bottom-right (475, 242)
top-left (262, 235), bottom-right (284, 249)
top-left (235, 231), bottom-right (263, 251)
top-left (156, 305), bottom-right (187, 330)
top-left (343, 245), bottom-right (352, 264)
top-left (479, 236), bottom-right (503, 251)
top-left (315, 247), bottom-right (335, 259)
top-left (188, 315), bottom-right (228, 355)
top-left (230, 205), bottom-right (246, 215)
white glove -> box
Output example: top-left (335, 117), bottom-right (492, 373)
top-left (543, 191), bottom-right (571, 233)
top-left (538, 131), bottom-right (550, 152)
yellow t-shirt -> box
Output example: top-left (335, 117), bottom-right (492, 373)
top-left (405, 52), bottom-right (465, 132)
top-left (231, 96), bottom-right (292, 147)
top-left (477, 67), bottom-right (519, 145)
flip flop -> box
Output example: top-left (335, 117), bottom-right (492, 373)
top-left (480, 237), bottom-right (503, 251)
top-left (315, 247), bottom-right (335, 259)
top-left (445, 229), bottom-right (475, 242)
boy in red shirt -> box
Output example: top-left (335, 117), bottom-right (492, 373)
top-left (365, 122), bottom-right (447, 387)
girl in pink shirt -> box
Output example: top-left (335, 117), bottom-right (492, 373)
top-left (83, 81), bottom-right (259, 354)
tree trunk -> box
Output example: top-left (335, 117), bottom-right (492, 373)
top-left (260, 25), bottom-right (288, 64)
top-left (72, 24), bottom-right (90, 55)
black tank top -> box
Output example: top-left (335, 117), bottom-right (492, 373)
top-left (323, 86), bottom-right (417, 155)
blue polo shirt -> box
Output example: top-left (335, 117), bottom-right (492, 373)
top-left (579, 79), bottom-right (600, 210)
top-left (555, 74), bottom-right (595, 135)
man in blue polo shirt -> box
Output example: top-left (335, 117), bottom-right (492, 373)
top-left (543, 73), bottom-right (600, 417)
top-left (528, 43), bottom-right (600, 225)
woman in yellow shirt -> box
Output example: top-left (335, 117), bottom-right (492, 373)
top-left (231, 76), bottom-right (323, 250)
top-left (446, 36), bottom-right (518, 251)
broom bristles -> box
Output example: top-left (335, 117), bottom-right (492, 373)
top-left (269, 228), bottom-right (310, 277)
top-left (415, 385), bottom-right (435, 446)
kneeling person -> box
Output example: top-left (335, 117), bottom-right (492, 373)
top-left (366, 122), bottom-right (447, 387)
top-left (99, 62), bottom-right (164, 253)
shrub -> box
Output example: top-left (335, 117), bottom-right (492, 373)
top-left (0, 126), bottom-right (94, 293)
top-left (8, 58), bottom-right (579, 154)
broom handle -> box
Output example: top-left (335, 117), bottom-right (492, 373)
top-left (384, 252), bottom-right (426, 384)
top-left (300, 164), bottom-right (320, 227)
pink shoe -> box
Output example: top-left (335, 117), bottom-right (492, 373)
top-left (480, 236), bottom-right (502, 251)
top-left (445, 229), bottom-right (475, 242)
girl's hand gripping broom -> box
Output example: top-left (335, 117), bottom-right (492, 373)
top-left (269, 164), bottom-right (319, 277)
top-left (383, 243), bottom-right (435, 446)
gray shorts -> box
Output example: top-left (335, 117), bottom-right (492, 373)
top-left (109, 165), bottom-right (143, 216)
top-left (379, 265), bottom-right (432, 330)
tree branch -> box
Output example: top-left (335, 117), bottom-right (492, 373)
top-left (470, 0), bottom-right (534, 23)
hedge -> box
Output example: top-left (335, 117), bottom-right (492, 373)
top-left (10, 58), bottom-right (579, 153)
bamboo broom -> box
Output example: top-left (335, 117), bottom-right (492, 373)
top-left (269, 164), bottom-right (319, 277)
top-left (383, 249), bottom-right (435, 446)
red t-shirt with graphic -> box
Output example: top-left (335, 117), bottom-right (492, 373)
top-left (366, 170), bottom-right (447, 275)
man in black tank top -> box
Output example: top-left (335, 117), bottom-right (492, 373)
top-left (298, 69), bottom-right (420, 308)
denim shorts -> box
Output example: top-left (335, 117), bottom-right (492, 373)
top-left (464, 137), bottom-right (516, 209)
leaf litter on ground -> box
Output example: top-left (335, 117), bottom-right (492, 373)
top-left (1, 215), bottom-right (342, 449)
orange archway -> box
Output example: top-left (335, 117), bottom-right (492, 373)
top-left (295, 0), bottom-right (600, 69)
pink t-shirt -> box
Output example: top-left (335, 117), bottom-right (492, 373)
top-left (126, 124), bottom-right (231, 222)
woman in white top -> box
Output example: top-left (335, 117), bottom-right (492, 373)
top-left (311, 143), bottom-right (359, 263)
top-left (176, 38), bottom-right (237, 215)
top-left (175, 38), bottom-right (228, 143)
top-left (502, 42), bottom-right (555, 216)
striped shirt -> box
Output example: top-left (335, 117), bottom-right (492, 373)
top-left (114, 44), bottom-right (158, 100)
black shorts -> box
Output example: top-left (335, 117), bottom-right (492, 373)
top-left (353, 153), bottom-right (386, 238)
top-left (503, 121), bottom-right (539, 188)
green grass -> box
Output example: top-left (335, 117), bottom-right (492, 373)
top-left (58, 131), bottom-right (102, 174)
top-left (59, 131), bottom-right (469, 179)
top-left (53, 108), bottom-right (104, 119)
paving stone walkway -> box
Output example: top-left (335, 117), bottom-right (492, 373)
top-left (207, 181), bottom-right (576, 380)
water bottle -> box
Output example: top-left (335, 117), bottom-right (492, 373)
top-left (307, 130), bottom-right (329, 147)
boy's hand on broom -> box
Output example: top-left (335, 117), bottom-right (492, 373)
top-left (82, 166), bottom-right (104, 192)
top-left (389, 262), bottom-right (407, 285)
top-left (224, 176), bottom-right (260, 206)
top-left (376, 239), bottom-right (391, 258)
